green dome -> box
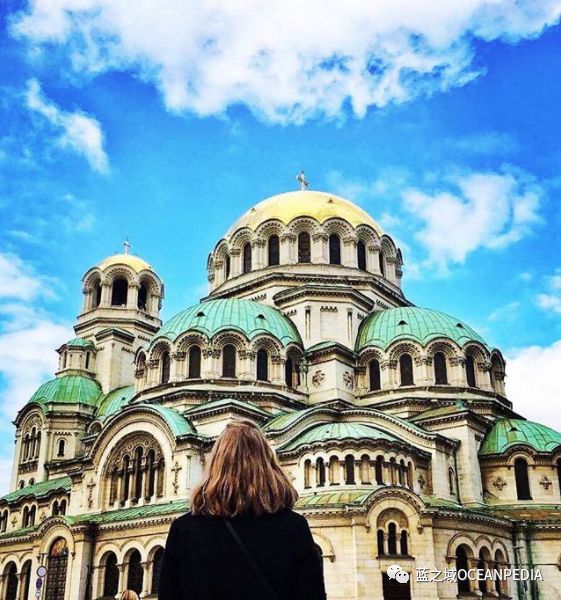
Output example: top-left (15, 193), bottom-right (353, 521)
top-left (356, 307), bottom-right (487, 351)
top-left (97, 386), bottom-right (135, 420)
top-left (64, 337), bottom-right (95, 349)
top-left (480, 419), bottom-right (561, 456)
top-left (155, 298), bottom-right (302, 347)
top-left (29, 374), bottom-right (101, 409)
top-left (280, 422), bottom-right (399, 451)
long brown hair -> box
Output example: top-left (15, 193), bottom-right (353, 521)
top-left (191, 420), bottom-right (298, 517)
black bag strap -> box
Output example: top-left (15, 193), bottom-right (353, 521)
top-left (223, 519), bottom-right (279, 600)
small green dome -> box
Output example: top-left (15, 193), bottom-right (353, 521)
top-left (29, 374), bottom-right (101, 409)
top-left (356, 306), bottom-right (487, 352)
top-left (64, 337), bottom-right (95, 349)
top-left (280, 422), bottom-right (399, 451)
top-left (480, 419), bottom-right (561, 456)
top-left (155, 298), bottom-right (302, 347)
top-left (97, 386), bottom-right (135, 420)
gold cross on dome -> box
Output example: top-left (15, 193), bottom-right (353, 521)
top-left (297, 170), bottom-right (309, 191)
top-left (123, 238), bottom-right (132, 254)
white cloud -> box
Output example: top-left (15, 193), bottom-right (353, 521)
top-left (402, 167), bottom-right (542, 272)
top-left (507, 341), bottom-right (561, 430)
top-left (25, 78), bottom-right (108, 172)
top-left (451, 131), bottom-right (519, 155)
top-left (537, 269), bottom-right (561, 314)
top-left (0, 253), bottom-right (55, 301)
top-left (11, 1), bottom-right (561, 123)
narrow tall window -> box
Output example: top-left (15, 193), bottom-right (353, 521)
top-left (188, 346), bottom-right (201, 379)
top-left (329, 234), bottom-right (341, 265)
top-left (456, 547), bottom-right (470, 593)
top-left (285, 357), bottom-right (293, 387)
top-left (345, 455), bottom-right (355, 484)
top-left (85, 351), bottom-right (90, 369)
top-left (151, 548), bottom-right (164, 594)
top-left (256, 349), bottom-right (269, 381)
top-left (375, 456), bottom-right (384, 485)
top-left (122, 455), bottom-right (131, 501)
top-left (126, 550), bottom-right (144, 595)
top-left (138, 283), bottom-right (148, 310)
top-left (242, 243), bottom-right (252, 273)
top-left (147, 449), bottom-right (156, 497)
top-left (400, 530), bottom-right (408, 555)
top-left (466, 355), bottom-right (477, 387)
top-left (160, 352), bottom-right (170, 384)
top-left (268, 235), bottom-right (280, 266)
top-left (399, 354), bottom-right (414, 386)
top-left (317, 458), bottom-right (326, 487)
top-left (225, 254), bottom-right (231, 279)
top-left (434, 352), bottom-right (448, 384)
top-left (298, 232), bottom-right (311, 263)
top-left (111, 277), bottom-right (128, 306)
top-left (357, 240), bottom-right (367, 271)
top-left (5, 563), bottom-right (18, 600)
top-left (103, 552), bottom-right (119, 598)
top-left (94, 282), bottom-right (102, 308)
top-left (379, 251), bottom-right (386, 277)
top-left (222, 345), bottom-right (236, 378)
top-left (57, 439), bottom-right (65, 458)
top-left (369, 359), bottom-right (381, 391)
top-left (304, 460), bottom-right (311, 489)
top-left (514, 458), bottom-right (532, 500)
top-left (134, 447), bottom-right (144, 500)
top-left (377, 530), bottom-right (385, 556)
top-left (387, 523), bottom-right (397, 555)
top-left (449, 467), bottom-right (455, 495)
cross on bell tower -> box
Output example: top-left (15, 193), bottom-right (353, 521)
top-left (123, 238), bottom-right (132, 254)
top-left (297, 170), bottom-right (309, 191)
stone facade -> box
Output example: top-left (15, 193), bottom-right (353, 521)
top-left (0, 189), bottom-right (560, 600)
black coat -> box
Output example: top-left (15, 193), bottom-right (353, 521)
top-left (158, 509), bottom-right (327, 600)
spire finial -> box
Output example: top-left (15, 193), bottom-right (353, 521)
top-left (296, 170), bottom-right (309, 191)
top-left (123, 238), bottom-right (131, 254)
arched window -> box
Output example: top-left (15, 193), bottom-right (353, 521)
top-left (377, 530), bottom-right (385, 556)
top-left (4, 563), bottom-right (18, 600)
top-left (151, 547), bottom-right (164, 594)
top-left (379, 250), bottom-right (386, 277)
top-left (477, 550), bottom-right (488, 594)
top-left (304, 459), bottom-right (312, 489)
top-left (316, 458), bottom-right (326, 487)
top-left (494, 550), bottom-right (508, 596)
top-left (62, 352), bottom-right (67, 369)
top-left (103, 552), bottom-right (119, 598)
top-left (399, 354), bottom-right (414, 386)
top-left (126, 550), bottom-right (144, 595)
top-left (188, 346), bottom-right (201, 379)
top-left (328, 456), bottom-right (340, 485)
top-left (400, 530), bottom-right (408, 555)
top-left (111, 277), bottom-right (128, 306)
top-left (357, 240), bottom-right (367, 271)
top-left (456, 546), bottom-right (470, 593)
top-left (465, 355), bottom-right (477, 388)
top-left (21, 560), bottom-right (31, 600)
top-left (0, 510), bottom-right (8, 533)
top-left (45, 538), bottom-right (68, 600)
top-left (369, 359), bottom-right (381, 391)
top-left (360, 455), bottom-right (370, 484)
top-left (160, 351), bottom-right (170, 384)
top-left (387, 523), bottom-right (397, 555)
top-left (285, 357), bottom-right (293, 387)
top-left (222, 344), bottom-right (236, 378)
top-left (256, 349), bottom-right (269, 381)
top-left (34, 431), bottom-right (41, 458)
top-left (329, 234), bottom-right (341, 265)
top-left (57, 439), bottom-right (65, 458)
top-left (398, 459), bottom-right (405, 485)
top-left (375, 456), bottom-right (384, 485)
top-left (242, 242), bottom-right (252, 274)
top-left (344, 455), bottom-right (355, 484)
top-left (122, 455), bottom-right (131, 501)
top-left (434, 352), bottom-right (448, 384)
top-left (268, 235), bottom-right (280, 266)
top-left (297, 232), bottom-right (311, 263)
top-left (52, 500), bottom-right (59, 516)
top-left (93, 282), bottom-right (102, 308)
top-left (449, 467), bottom-right (455, 495)
top-left (514, 457), bottom-right (532, 500)
top-left (59, 499), bottom-right (67, 515)
top-left (147, 449), bottom-right (156, 498)
top-left (138, 282), bottom-right (148, 310)
top-left (225, 254), bottom-right (231, 279)
top-left (134, 447), bottom-right (144, 500)
top-left (85, 351), bottom-right (90, 369)
top-left (22, 433), bottom-right (30, 462)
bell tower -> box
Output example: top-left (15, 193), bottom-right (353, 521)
top-left (74, 242), bottom-right (164, 392)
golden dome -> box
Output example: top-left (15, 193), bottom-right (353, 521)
top-left (97, 254), bottom-right (152, 273)
top-left (226, 190), bottom-right (383, 237)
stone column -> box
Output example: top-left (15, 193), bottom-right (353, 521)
top-left (271, 355), bottom-right (286, 386)
top-left (171, 352), bottom-right (186, 382)
top-left (127, 283), bottom-right (139, 309)
top-left (141, 561), bottom-right (151, 597)
top-left (449, 356), bottom-right (466, 386)
top-left (371, 245), bottom-right (382, 275)
top-left (478, 360), bottom-right (494, 392)
top-left (239, 350), bottom-right (256, 382)
top-left (343, 237), bottom-right (357, 268)
top-left (312, 233), bottom-right (328, 263)
top-left (100, 282), bottom-right (112, 307)
top-left (230, 249), bottom-right (241, 277)
top-left (414, 355), bottom-right (432, 385)
top-left (280, 234), bottom-right (296, 264)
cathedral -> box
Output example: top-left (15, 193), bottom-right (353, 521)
top-left (1, 187), bottom-right (560, 600)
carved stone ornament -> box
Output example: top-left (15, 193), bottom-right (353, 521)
top-left (343, 371), bottom-right (353, 390)
top-left (492, 476), bottom-right (507, 491)
top-left (312, 370), bottom-right (325, 387)
top-left (417, 474), bottom-right (425, 490)
top-left (539, 476), bottom-right (552, 490)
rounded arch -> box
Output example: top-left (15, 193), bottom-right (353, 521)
top-left (311, 530), bottom-right (335, 563)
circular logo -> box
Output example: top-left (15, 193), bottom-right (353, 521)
top-left (37, 566), bottom-right (47, 578)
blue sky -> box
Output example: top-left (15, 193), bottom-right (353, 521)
top-left (1, 1), bottom-right (561, 492)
